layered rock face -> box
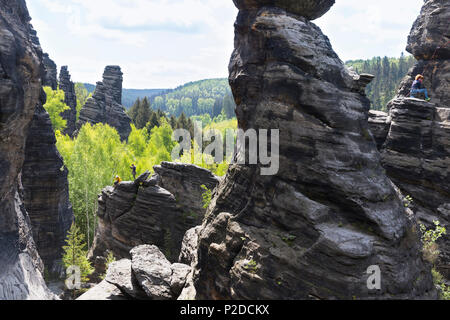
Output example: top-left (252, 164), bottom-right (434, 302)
top-left (42, 53), bottom-right (57, 90)
top-left (89, 163), bottom-right (220, 275)
top-left (186, 1), bottom-right (436, 300)
top-left (368, 110), bottom-right (391, 150)
top-left (21, 103), bottom-right (74, 275)
top-left (59, 66), bottom-right (77, 136)
top-left (397, 0), bottom-right (449, 108)
top-left (77, 66), bottom-right (131, 140)
top-left (368, 0), bottom-right (450, 278)
top-left (0, 0), bottom-right (55, 299)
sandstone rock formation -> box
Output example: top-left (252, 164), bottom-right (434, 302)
top-left (77, 66), bottom-right (131, 140)
top-left (369, 0), bottom-right (450, 280)
top-left (0, 0), bottom-right (56, 299)
top-left (397, 0), bottom-right (449, 108)
top-left (79, 245), bottom-right (191, 300)
top-left (42, 53), bottom-right (57, 90)
top-left (184, 1), bottom-right (436, 300)
top-left (59, 66), bottom-right (77, 136)
top-left (89, 163), bottom-right (220, 276)
top-left (21, 103), bottom-right (74, 275)
top-left (368, 110), bottom-right (391, 150)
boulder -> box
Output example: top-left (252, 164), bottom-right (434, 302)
top-left (131, 245), bottom-right (190, 300)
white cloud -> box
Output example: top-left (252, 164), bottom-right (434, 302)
top-left (316, 0), bottom-right (424, 61)
top-left (29, 0), bottom-right (424, 88)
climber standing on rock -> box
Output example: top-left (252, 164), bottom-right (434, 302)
top-left (410, 74), bottom-right (431, 101)
top-left (130, 164), bottom-right (137, 180)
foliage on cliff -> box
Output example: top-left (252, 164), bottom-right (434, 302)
top-left (346, 54), bottom-right (416, 111)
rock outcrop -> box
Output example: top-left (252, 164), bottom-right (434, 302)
top-left (397, 0), bottom-right (449, 108)
top-left (184, 0), bottom-right (436, 300)
top-left (369, 0), bottom-right (450, 279)
top-left (77, 66), bottom-right (131, 140)
top-left (89, 163), bottom-right (220, 277)
top-left (42, 53), bottom-right (57, 90)
top-left (59, 66), bottom-right (77, 136)
top-left (79, 245), bottom-right (191, 300)
top-left (368, 110), bottom-right (391, 150)
top-left (0, 0), bottom-right (56, 299)
top-left (21, 103), bottom-right (74, 275)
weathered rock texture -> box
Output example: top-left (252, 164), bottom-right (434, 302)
top-left (233, 0), bottom-right (335, 20)
top-left (369, 0), bottom-right (450, 279)
top-left (186, 1), bottom-right (436, 300)
top-left (59, 66), bottom-right (77, 136)
top-left (21, 103), bottom-right (74, 275)
top-left (42, 53), bottom-right (57, 90)
top-left (368, 110), bottom-right (391, 150)
top-left (79, 245), bottom-right (191, 300)
top-left (89, 163), bottom-right (220, 275)
top-left (77, 66), bottom-right (131, 140)
top-left (397, 0), bottom-right (450, 108)
top-left (0, 0), bottom-right (55, 299)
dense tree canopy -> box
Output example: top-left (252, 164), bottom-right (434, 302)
top-left (346, 53), bottom-right (416, 111)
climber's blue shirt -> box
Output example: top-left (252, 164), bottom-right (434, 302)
top-left (411, 80), bottom-right (423, 90)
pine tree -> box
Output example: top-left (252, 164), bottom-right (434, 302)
top-left (136, 97), bottom-right (151, 129)
top-left (62, 223), bottom-right (94, 283)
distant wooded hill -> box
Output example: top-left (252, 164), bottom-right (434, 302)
top-left (83, 83), bottom-right (166, 109)
top-left (345, 53), bottom-right (417, 111)
top-left (83, 54), bottom-right (417, 115)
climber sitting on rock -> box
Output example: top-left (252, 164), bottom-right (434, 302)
top-left (410, 74), bottom-right (431, 101)
top-left (114, 175), bottom-right (122, 187)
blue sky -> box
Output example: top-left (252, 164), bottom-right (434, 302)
top-left (28, 0), bottom-right (424, 89)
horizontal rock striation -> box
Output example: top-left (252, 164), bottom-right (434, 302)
top-left (379, 98), bottom-right (450, 277)
top-left (21, 103), bottom-right (74, 275)
top-left (89, 163), bottom-right (220, 277)
top-left (77, 66), bottom-right (131, 140)
top-left (374, 0), bottom-right (450, 280)
top-left (0, 0), bottom-right (55, 299)
top-left (42, 53), bottom-right (57, 90)
top-left (187, 1), bottom-right (436, 300)
top-left (59, 66), bottom-right (77, 136)
top-left (368, 110), bottom-right (391, 150)
top-left (397, 0), bottom-right (450, 108)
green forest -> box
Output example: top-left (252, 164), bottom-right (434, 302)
top-left (345, 53), bottom-right (416, 111)
top-left (44, 85), bottom-right (234, 246)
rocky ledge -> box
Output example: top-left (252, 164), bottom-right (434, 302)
top-left (88, 163), bottom-right (220, 279)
